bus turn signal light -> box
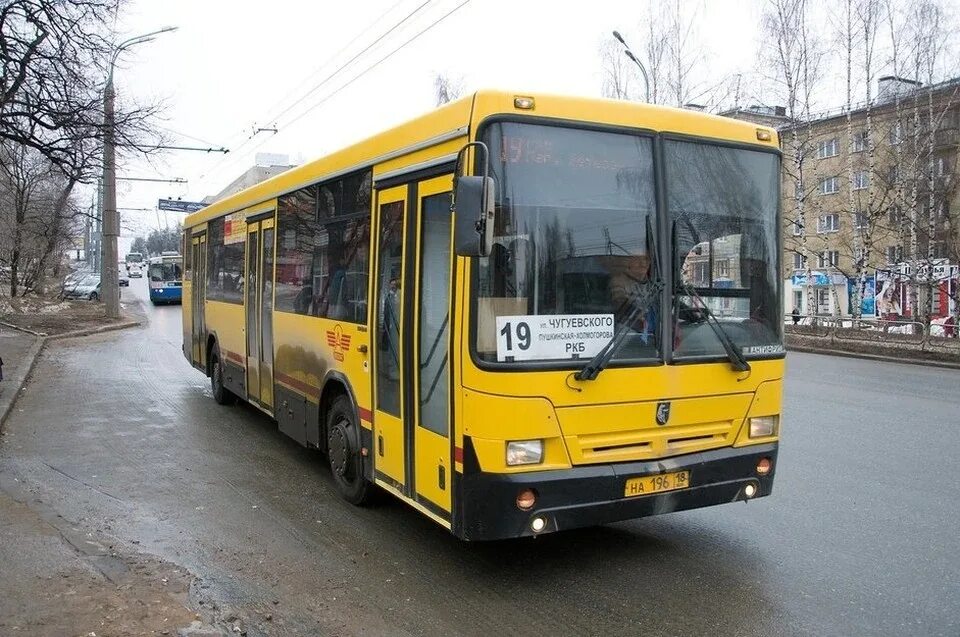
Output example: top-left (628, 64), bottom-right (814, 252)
top-left (756, 128), bottom-right (772, 141)
top-left (757, 457), bottom-right (772, 476)
top-left (516, 488), bottom-right (537, 510)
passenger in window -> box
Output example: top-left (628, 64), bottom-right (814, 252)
top-left (294, 281), bottom-right (313, 315)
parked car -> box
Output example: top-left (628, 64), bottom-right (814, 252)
top-left (119, 269), bottom-right (130, 287)
top-left (62, 274), bottom-right (102, 301)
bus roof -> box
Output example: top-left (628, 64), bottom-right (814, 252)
top-left (185, 89), bottom-right (779, 228)
top-left (148, 254), bottom-right (182, 264)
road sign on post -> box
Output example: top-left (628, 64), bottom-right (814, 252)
top-left (158, 199), bottom-right (205, 213)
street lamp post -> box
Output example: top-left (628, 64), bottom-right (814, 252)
top-left (101, 26), bottom-right (177, 318)
top-left (612, 31), bottom-right (651, 103)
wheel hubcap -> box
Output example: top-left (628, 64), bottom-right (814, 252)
top-left (329, 420), bottom-right (351, 478)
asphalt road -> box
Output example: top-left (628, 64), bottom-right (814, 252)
top-left (1, 278), bottom-right (958, 636)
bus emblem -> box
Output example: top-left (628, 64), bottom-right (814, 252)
top-left (326, 326), bottom-right (351, 362)
top-left (655, 402), bottom-right (671, 425)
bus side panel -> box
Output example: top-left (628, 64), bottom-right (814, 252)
top-left (206, 300), bottom-right (246, 397)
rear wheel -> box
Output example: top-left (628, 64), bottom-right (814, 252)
top-left (89, 292), bottom-right (99, 302)
top-left (327, 395), bottom-right (372, 505)
top-left (210, 347), bottom-right (236, 405)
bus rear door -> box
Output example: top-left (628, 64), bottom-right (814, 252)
top-left (190, 233), bottom-right (207, 369)
top-left (245, 217), bottom-right (275, 410)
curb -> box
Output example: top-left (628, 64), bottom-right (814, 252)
top-left (786, 345), bottom-right (960, 370)
top-left (0, 318), bottom-right (141, 428)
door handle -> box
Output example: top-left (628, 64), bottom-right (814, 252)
top-left (357, 344), bottom-right (368, 354)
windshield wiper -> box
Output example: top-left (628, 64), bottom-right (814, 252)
top-left (678, 281), bottom-right (751, 373)
top-left (576, 214), bottom-right (662, 382)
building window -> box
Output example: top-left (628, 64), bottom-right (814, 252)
top-left (793, 290), bottom-right (804, 313)
top-left (888, 206), bottom-right (902, 225)
top-left (714, 259), bottom-right (730, 278)
top-left (852, 130), bottom-right (869, 153)
top-left (818, 250), bottom-right (839, 268)
top-left (889, 122), bottom-right (902, 145)
top-left (275, 168), bottom-right (374, 323)
top-left (854, 247), bottom-right (866, 266)
top-left (886, 245), bottom-right (903, 263)
top-left (792, 252), bottom-right (805, 270)
top-left (887, 166), bottom-right (899, 184)
top-left (791, 219), bottom-right (803, 235)
top-left (817, 138), bottom-right (839, 158)
top-left (816, 288), bottom-right (831, 314)
top-left (819, 177), bottom-right (840, 195)
top-left (853, 171), bottom-right (869, 190)
top-left (854, 212), bottom-right (869, 229)
top-left (817, 213), bottom-right (840, 233)
top-left (932, 241), bottom-right (948, 259)
top-left (936, 157), bottom-right (950, 177)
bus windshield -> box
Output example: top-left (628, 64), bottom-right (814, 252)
top-left (476, 122), bottom-right (658, 366)
top-left (126, 252), bottom-right (143, 263)
top-left (149, 261), bottom-right (182, 283)
top-left (665, 140), bottom-right (782, 359)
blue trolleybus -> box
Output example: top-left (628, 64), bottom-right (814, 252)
top-left (147, 253), bottom-right (183, 305)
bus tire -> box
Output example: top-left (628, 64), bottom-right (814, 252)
top-left (326, 394), bottom-right (372, 505)
top-left (89, 292), bottom-right (99, 302)
top-left (210, 347), bottom-right (237, 406)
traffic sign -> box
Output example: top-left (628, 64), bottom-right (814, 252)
top-left (158, 199), bottom-right (205, 213)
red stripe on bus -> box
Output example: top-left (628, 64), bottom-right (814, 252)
top-left (274, 372), bottom-right (321, 400)
top-left (357, 406), bottom-right (373, 423)
top-left (224, 350), bottom-right (244, 365)
top-left (454, 446), bottom-right (464, 464)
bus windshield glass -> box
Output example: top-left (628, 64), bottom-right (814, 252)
top-left (665, 140), bottom-right (782, 359)
top-left (476, 122), bottom-right (658, 366)
top-left (126, 252), bottom-right (143, 263)
top-left (149, 261), bottom-right (182, 283)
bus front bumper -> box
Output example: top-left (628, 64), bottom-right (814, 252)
top-left (459, 443), bottom-right (777, 541)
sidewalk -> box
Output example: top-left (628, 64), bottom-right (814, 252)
top-left (0, 323), bottom-right (40, 416)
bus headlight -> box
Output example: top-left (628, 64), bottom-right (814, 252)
top-left (749, 415), bottom-right (779, 438)
top-left (506, 440), bottom-right (543, 466)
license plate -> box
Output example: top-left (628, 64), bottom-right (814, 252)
top-left (623, 470), bottom-right (690, 498)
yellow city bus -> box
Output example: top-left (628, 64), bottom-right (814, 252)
top-left (182, 90), bottom-right (783, 540)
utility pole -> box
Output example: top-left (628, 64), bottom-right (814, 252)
top-left (101, 26), bottom-right (178, 318)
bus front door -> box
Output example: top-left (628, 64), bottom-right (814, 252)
top-left (373, 176), bottom-right (453, 517)
top-left (191, 233), bottom-right (207, 369)
top-left (245, 218), bottom-right (275, 410)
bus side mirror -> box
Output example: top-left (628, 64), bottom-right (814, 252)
top-left (454, 176), bottom-right (495, 257)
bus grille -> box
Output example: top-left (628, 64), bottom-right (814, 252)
top-left (566, 421), bottom-right (737, 463)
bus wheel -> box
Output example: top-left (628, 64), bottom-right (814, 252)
top-left (210, 348), bottom-right (237, 406)
top-left (326, 395), bottom-right (372, 505)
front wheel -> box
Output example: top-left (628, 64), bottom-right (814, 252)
top-left (326, 395), bottom-right (373, 505)
top-left (89, 292), bottom-right (99, 302)
top-left (210, 348), bottom-right (237, 406)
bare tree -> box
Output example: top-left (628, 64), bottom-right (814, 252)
top-left (599, 38), bottom-right (633, 100)
top-left (0, 0), bottom-right (165, 297)
top-left (762, 0), bottom-right (823, 316)
top-left (433, 72), bottom-right (463, 106)
top-left (0, 142), bottom-right (80, 296)
top-left (663, 0), bottom-right (705, 107)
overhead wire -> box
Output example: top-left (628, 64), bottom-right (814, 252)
top-left (193, 0), bottom-right (435, 189)
top-left (198, 0), bottom-right (475, 191)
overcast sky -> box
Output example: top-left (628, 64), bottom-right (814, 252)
top-left (102, 0), bottom-right (766, 245)
top-left (102, 0), bottom-right (954, 247)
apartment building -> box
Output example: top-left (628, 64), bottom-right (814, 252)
top-left (778, 76), bottom-right (959, 319)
